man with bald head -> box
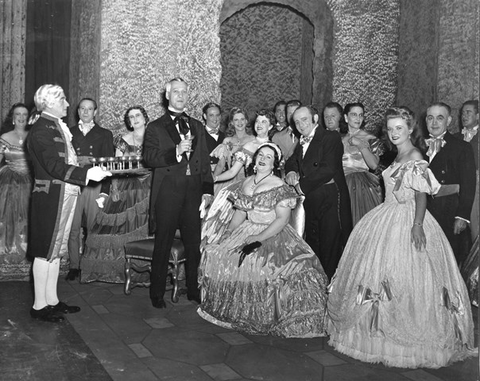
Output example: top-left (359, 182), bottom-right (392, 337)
top-left (285, 105), bottom-right (351, 279)
top-left (425, 102), bottom-right (476, 265)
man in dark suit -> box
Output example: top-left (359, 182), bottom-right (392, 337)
top-left (454, 99), bottom-right (479, 241)
top-left (285, 106), bottom-right (352, 279)
top-left (425, 102), bottom-right (476, 265)
top-left (455, 100), bottom-right (479, 165)
top-left (143, 78), bottom-right (214, 308)
top-left (66, 98), bottom-right (114, 281)
top-left (202, 102), bottom-right (225, 171)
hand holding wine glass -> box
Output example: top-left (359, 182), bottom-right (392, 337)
top-left (187, 133), bottom-right (195, 152)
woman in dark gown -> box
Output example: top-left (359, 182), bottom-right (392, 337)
top-left (0, 103), bottom-right (33, 280)
top-left (81, 106), bottom-right (151, 283)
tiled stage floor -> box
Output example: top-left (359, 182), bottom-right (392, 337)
top-left (1, 279), bottom-right (478, 381)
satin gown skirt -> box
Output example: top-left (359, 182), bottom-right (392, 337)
top-left (327, 161), bottom-right (475, 369)
top-left (199, 186), bottom-right (328, 338)
top-left (345, 171), bottom-right (382, 226)
top-left (0, 141), bottom-right (33, 280)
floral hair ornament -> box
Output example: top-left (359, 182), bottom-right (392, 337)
top-left (257, 142), bottom-right (283, 162)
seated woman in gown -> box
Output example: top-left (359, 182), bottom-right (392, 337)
top-left (342, 103), bottom-right (384, 226)
top-left (212, 109), bottom-right (275, 188)
top-left (199, 143), bottom-right (328, 338)
top-left (0, 103), bottom-right (33, 280)
top-left (81, 106), bottom-right (151, 283)
top-left (327, 107), bottom-right (475, 369)
top-left (210, 107), bottom-right (255, 195)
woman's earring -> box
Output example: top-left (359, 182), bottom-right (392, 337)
top-left (253, 165), bottom-right (257, 173)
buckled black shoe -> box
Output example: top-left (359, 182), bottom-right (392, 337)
top-left (30, 306), bottom-right (65, 322)
top-left (51, 301), bottom-right (81, 314)
top-left (65, 269), bottom-right (80, 281)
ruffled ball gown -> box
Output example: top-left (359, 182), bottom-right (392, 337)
top-left (199, 184), bottom-right (328, 338)
top-left (0, 138), bottom-right (33, 280)
top-left (327, 160), bottom-right (475, 369)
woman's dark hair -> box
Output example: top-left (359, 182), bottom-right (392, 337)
top-left (254, 109), bottom-right (276, 136)
top-left (225, 107), bottom-right (252, 137)
top-left (124, 106), bottom-right (149, 131)
top-left (383, 106), bottom-right (426, 153)
top-left (0, 103), bottom-right (30, 135)
top-left (344, 102), bottom-right (366, 130)
top-left (246, 144), bottom-right (282, 177)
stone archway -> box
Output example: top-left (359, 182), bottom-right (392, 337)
top-left (220, 0), bottom-right (333, 110)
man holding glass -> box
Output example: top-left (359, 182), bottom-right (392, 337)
top-left (143, 77), bottom-right (213, 308)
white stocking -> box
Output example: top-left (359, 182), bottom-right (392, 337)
top-left (45, 258), bottom-right (60, 306)
top-left (32, 257), bottom-right (49, 310)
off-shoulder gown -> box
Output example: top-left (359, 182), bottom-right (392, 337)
top-left (199, 184), bottom-right (328, 338)
top-left (327, 160), bottom-right (475, 368)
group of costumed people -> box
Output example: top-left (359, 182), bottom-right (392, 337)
top-left (0, 95), bottom-right (477, 369)
top-left (198, 105), bottom-right (476, 369)
top-left (0, 102), bottom-right (152, 283)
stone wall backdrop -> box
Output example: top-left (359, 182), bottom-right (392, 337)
top-left (219, 4), bottom-right (306, 115)
top-left (396, 0), bottom-right (439, 124)
top-left (327, 0), bottom-right (400, 133)
top-left (0, 0), bottom-right (27, 125)
top-left (437, 0), bottom-right (479, 133)
top-left (68, 0), bottom-right (102, 127)
top-left (219, 0), bottom-right (334, 119)
top-left (68, 0), bottom-right (477, 134)
top-left (397, 0), bottom-right (478, 133)
top-left (98, 0), bottom-right (224, 133)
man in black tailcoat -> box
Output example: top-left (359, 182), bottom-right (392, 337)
top-left (202, 102), bottom-right (225, 171)
top-left (425, 102), bottom-right (476, 265)
top-left (285, 106), bottom-right (352, 279)
top-left (143, 78), bottom-right (213, 308)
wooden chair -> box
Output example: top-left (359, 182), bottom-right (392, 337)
top-left (124, 231), bottom-right (185, 302)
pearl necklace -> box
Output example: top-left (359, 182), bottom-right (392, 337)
top-left (250, 171), bottom-right (272, 191)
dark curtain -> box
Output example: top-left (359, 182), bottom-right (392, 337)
top-left (25, 0), bottom-right (72, 109)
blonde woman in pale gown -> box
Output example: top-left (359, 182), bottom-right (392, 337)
top-left (210, 107), bottom-right (255, 195)
top-left (327, 107), bottom-right (475, 369)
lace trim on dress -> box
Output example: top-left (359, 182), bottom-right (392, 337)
top-left (229, 184), bottom-right (299, 210)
